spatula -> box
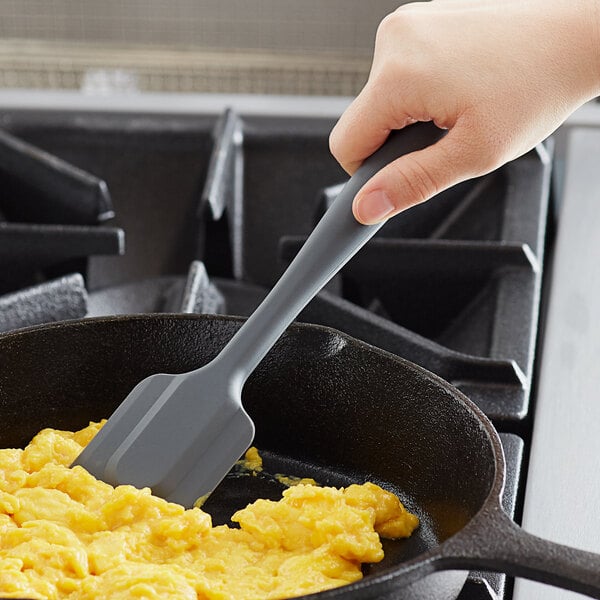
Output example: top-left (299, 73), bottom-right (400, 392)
top-left (73, 122), bottom-right (445, 507)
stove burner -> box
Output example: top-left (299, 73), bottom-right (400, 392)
top-left (0, 106), bottom-right (553, 600)
top-left (0, 273), bottom-right (87, 332)
top-left (87, 260), bottom-right (224, 316)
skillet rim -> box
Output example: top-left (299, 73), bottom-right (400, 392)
top-left (0, 313), bottom-right (506, 599)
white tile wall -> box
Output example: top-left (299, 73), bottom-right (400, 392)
top-left (0, 0), bottom-right (403, 57)
top-left (0, 0), bottom-right (409, 95)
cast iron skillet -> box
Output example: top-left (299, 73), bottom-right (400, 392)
top-left (0, 314), bottom-right (599, 600)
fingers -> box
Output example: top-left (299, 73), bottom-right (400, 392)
top-left (352, 126), bottom-right (482, 225)
top-left (329, 84), bottom-right (413, 175)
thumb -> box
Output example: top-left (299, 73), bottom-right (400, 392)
top-left (352, 128), bottom-right (479, 225)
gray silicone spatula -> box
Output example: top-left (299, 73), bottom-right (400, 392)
top-left (73, 122), bottom-right (445, 507)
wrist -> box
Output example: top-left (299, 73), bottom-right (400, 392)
top-left (533, 0), bottom-right (600, 102)
top-left (588, 0), bottom-right (600, 96)
top-left (567, 0), bottom-right (600, 100)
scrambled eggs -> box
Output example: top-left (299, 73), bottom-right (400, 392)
top-left (0, 422), bottom-right (419, 600)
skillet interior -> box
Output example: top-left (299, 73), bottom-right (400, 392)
top-left (0, 314), bottom-right (497, 582)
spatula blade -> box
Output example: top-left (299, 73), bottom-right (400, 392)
top-left (162, 411), bottom-right (255, 507)
top-left (74, 366), bottom-right (255, 507)
top-left (73, 373), bottom-right (178, 478)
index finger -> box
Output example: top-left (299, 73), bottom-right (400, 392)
top-left (329, 83), bottom-right (413, 174)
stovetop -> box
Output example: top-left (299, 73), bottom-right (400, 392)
top-left (0, 106), bottom-right (553, 600)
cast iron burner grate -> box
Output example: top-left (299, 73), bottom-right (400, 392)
top-left (0, 106), bottom-right (552, 600)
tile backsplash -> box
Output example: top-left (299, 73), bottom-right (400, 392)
top-left (0, 0), bottom-right (410, 95)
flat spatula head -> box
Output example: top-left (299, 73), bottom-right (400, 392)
top-left (73, 364), bottom-right (255, 507)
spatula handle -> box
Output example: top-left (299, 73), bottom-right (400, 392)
top-left (216, 122), bottom-right (446, 385)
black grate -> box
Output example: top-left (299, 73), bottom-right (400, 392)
top-left (0, 123), bottom-right (124, 296)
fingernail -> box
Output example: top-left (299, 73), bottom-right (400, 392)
top-left (354, 189), bottom-right (395, 225)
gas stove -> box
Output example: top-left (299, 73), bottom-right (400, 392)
top-left (0, 95), bottom-right (595, 600)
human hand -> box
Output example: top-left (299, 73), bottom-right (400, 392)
top-left (330, 0), bottom-right (600, 225)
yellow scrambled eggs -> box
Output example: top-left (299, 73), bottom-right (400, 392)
top-left (0, 422), bottom-right (419, 600)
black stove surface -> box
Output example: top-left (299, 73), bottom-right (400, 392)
top-left (0, 108), bottom-right (553, 600)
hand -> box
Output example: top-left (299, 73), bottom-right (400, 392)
top-left (330, 0), bottom-right (600, 225)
